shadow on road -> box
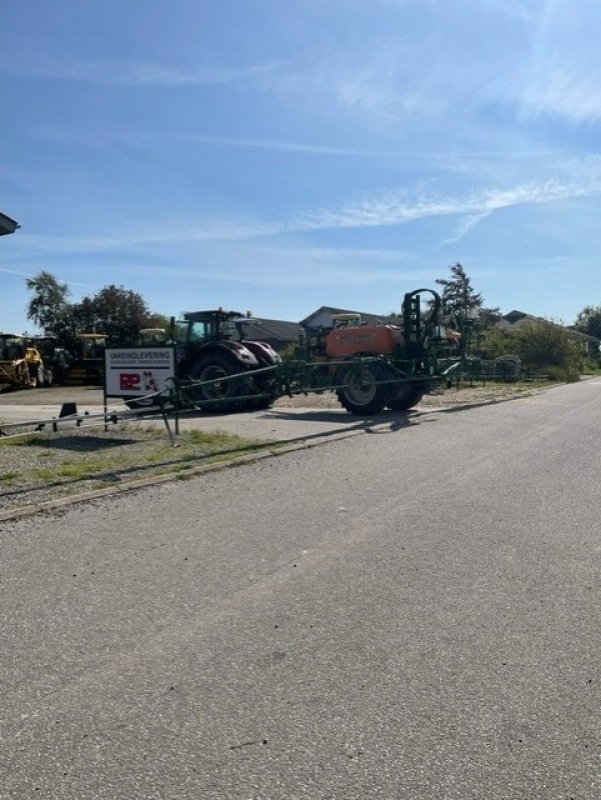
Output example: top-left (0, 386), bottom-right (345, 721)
top-left (28, 435), bottom-right (139, 452)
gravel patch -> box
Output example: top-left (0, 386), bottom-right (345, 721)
top-left (0, 423), bottom-right (266, 515)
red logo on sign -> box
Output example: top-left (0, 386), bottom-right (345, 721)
top-left (120, 373), bottom-right (141, 390)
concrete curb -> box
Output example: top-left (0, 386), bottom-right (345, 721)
top-left (0, 390), bottom-right (544, 523)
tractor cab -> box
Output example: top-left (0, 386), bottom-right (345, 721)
top-left (33, 334), bottom-right (73, 384)
top-left (138, 328), bottom-right (167, 345)
top-left (331, 313), bottom-right (362, 329)
top-left (65, 333), bottom-right (108, 385)
top-left (179, 309), bottom-right (249, 343)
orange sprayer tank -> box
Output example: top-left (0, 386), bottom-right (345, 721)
top-left (325, 325), bottom-right (404, 358)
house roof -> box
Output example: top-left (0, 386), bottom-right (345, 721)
top-left (498, 310), bottom-right (600, 344)
top-left (496, 310), bottom-right (543, 330)
top-left (241, 317), bottom-right (302, 344)
top-left (0, 212), bottom-right (20, 236)
top-left (500, 309), bottom-right (541, 324)
top-left (568, 327), bottom-right (601, 344)
top-left (300, 305), bottom-right (388, 328)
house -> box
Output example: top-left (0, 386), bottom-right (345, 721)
top-left (496, 310), bottom-right (600, 359)
top-left (300, 305), bottom-right (389, 330)
top-left (241, 317), bottom-right (303, 353)
top-left (568, 327), bottom-right (601, 358)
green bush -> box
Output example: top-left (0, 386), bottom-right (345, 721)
top-left (546, 365), bottom-right (581, 383)
top-left (482, 320), bottom-right (586, 377)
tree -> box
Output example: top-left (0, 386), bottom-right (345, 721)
top-left (434, 263), bottom-right (501, 359)
top-left (71, 285), bottom-right (152, 343)
top-left (25, 271), bottom-right (71, 335)
top-left (25, 272), bottom-right (168, 347)
top-left (435, 262), bottom-right (483, 320)
top-left (573, 305), bottom-right (601, 341)
top-left (144, 312), bottom-right (170, 330)
top-left (477, 305), bottom-right (503, 328)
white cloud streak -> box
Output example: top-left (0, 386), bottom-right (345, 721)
top-left (521, 56), bottom-right (601, 123)
top-left (9, 176), bottom-right (600, 259)
top-left (293, 180), bottom-right (601, 234)
top-left (438, 213), bottom-right (492, 247)
top-left (175, 135), bottom-right (393, 158)
top-left (29, 126), bottom-right (557, 166)
top-left (515, 0), bottom-right (601, 123)
top-left (7, 55), bottom-right (284, 87)
top-left (0, 266), bottom-right (95, 290)
top-left (7, 2), bottom-right (601, 128)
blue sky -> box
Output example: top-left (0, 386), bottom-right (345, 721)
top-left (3, 0), bottom-right (601, 333)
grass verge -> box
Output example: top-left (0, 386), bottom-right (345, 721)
top-left (0, 426), bottom-right (271, 513)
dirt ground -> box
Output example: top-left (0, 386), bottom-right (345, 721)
top-left (0, 381), bottom-right (542, 413)
top-left (274, 381), bottom-right (543, 410)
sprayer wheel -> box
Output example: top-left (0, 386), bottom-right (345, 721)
top-left (386, 384), bottom-right (423, 411)
top-left (336, 364), bottom-right (387, 415)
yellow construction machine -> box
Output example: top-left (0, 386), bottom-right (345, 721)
top-left (0, 334), bottom-right (45, 390)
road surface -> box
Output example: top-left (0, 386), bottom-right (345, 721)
top-left (1, 380), bottom-right (599, 799)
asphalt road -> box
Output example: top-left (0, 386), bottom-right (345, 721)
top-left (1, 380), bottom-right (600, 799)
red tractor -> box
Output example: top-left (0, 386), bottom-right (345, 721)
top-left (173, 309), bottom-right (282, 412)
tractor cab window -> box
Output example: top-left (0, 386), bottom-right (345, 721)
top-left (81, 337), bottom-right (107, 358)
top-left (221, 319), bottom-right (237, 339)
top-left (188, 321), bottom-right (211, 341)
top-left (3, 339), bottom-right (25, 359)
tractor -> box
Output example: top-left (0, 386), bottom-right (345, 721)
top-left (33, 334), bottom-right (73, 385)
top-left (65, 333), bottom-right (108, 385)
top-left (171, 309), bottom-right (282, 412)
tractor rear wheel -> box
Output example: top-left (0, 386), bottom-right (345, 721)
top-left (336, 364), bottom-right (387, 415)
top-left (189, 354), bottom-right (247, 413)
top-left (386, 383), bottom-right (423, 411)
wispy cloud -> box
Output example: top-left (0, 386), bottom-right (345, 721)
top-left (7, 54), bottom-right (283, 87)
top-left (175, 135), bottom-right (393, 158)
top-left (8, 3), bottom-right (600, 129)
top-left (438, 213), bottom-right (492, 247)
top-left (293, 179), bottom-right (601, 234)
top-left (0, 267), bottom-right (32, 278)
top-left (0, 266), bottom-right (95, 290)
top-left (9, 176), bottom-right (600, 261)
top-left (521, 56), bottom-right (601, 123)
top-left (516, 0), bottom-right (601, 123)
top-left (8, 217), bottom-right (286, 256)
top-left (116, 242), bottom-right (432, 290)
top-left (29, 126), bottom-right (556, 166)
top-left (461, 0), bottom-right (538, 23)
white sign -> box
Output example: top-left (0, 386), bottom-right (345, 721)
top-left (104, 347), bottom-right (176, 398)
